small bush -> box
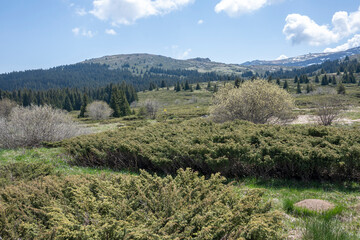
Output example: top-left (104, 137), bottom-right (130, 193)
top-left (86, 101), bottom-right (113, 120)
top-left (210, 80), bottom-right (295, 124)
top-left (0, 168), bottom-right (283, 240)
top-left (0, 98), bottom-right (17, 118)
top-left (0, 105), bottom-right (90, 149)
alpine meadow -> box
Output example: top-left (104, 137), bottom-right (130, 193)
top-left (1, 1), bottom-right (360, 239)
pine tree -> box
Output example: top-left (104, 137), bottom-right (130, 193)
top-left (196, 83), bottom-right (201, 90)
top-left (234, 78), bottom-right (241, 88)
top-left (315, 75), bottom-right (320, 83)
top-left (110, 87), bottom-right (121, 117)
top-left (184, 80), bottom-right (190, 90)
top-left (283, 80), bottom-right (288, 90)
top-left (63, 96), bottom-right (73, 112)
top-left (175, 82), bottom-right (181, 92)
top-left (331, 76), bottom-right (337, 85)
top-left (213, 84), bottom-right (218, 93)
top-left (321, 74), bottom-right (329, 85)
top-left (78, 94), bottom-right (88, 118)
top-left (276, 78), bottom-right (281, 85)
top-left (268, 75), bottom-right (272, 82)
top-left (119, 91), bottom-right (131, 116)
top-left (160, 80), bottom-right (166, 88)
top-left (207, 81), bottom-right (211, 90)
top-left (296, 81), bottom-right (302, 94)
top-left (294, 75), bottom-right (298, 83)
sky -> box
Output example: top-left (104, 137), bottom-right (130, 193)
top-left (1, 0), bottom-right (360, 73)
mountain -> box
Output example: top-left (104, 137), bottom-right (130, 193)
top-left (242, 47), bottom-right (360, 67)
top-left (82, 53), bottom-right (248, 75)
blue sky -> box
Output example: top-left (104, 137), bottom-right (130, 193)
top-left (1, 0), bottom-right (360, 73)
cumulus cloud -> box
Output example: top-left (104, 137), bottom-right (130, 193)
top-left (76, 8), bottom-right (87, 16)
top-left (72, 27), bottom-right (80, 36)
top-left (283, 7), bottom-right (360, 46)
top-left (90, 0), bottom-right (194, 25)
top-left (198, 19), bottom-right (204, 25)
top-left (324, 34), bottom-right (360, 53)
top-left (178, 48), bottom-right (192, 59)
top-left (276, 54), bottom-right (288, 60)
top-left (105, 29), bottom-right (117, 35)
top-left (215, 0), bottom-right (278, 17)
top-left (72, 27), bottom-right (95, 38)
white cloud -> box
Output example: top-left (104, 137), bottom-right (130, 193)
top-left (72, 27), bottom-right (95, 38)
top-left (198, 19), bottom-right (204, 25)
top-left (283, 7), bottom-right (360, 46)
top-left (105, 29), bottom-right (117, 35)
top-left (215, 0), bottom-right (274, 17)
top-left (72, 27), bottom-right (80, 35)
top-left (90, 0), bottom-right (194, 25)
top-left (178, 48), bottom-right (192, 59)
top-left (324, 34), bottom-right (360, 53)
top-left (276, 54), bottom-right (288, 60)
top-left (76, 8), bottom-right (87, 16)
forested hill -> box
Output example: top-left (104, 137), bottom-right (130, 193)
top-left (0, 63), bottom-right (232, 91)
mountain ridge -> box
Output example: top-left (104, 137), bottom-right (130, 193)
top-left (242, 47), bottom-right (360, 67)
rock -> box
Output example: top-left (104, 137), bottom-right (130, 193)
top-left (294, 199), bottom-right (335, 212)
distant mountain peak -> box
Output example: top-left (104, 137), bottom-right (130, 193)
top-left (242, 46), bottom-right (360, 67)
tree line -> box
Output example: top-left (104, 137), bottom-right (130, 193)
top-left (0, 82), bottom-right (137, 116)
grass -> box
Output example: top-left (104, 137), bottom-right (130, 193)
top-left (0, 147), bottom-right (132, 176)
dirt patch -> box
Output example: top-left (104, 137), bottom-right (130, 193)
top-left (294, 199), bottom-right (335, 212)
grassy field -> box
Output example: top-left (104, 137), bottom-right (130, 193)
top-left (1, 79), bottom-right (360, 239)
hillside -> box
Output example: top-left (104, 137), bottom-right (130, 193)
top-left (242, 46), bottom-right (360, 67)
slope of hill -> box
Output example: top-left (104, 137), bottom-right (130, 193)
top-left (82, 53), bottom-right (250, 75)
top-left (242, 47), bottom-right (360, 67)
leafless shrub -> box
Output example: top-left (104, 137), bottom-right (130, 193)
top-left (86, 101), bottom-right (113, 120)
top-left (0, 105), bottom-right (91, 149)
top-left (315, 95), bottom-right (346, 126)
top-left (0, 98), bottom-right (17, 118)
top-left (136, 100), bottom-right (160, 119)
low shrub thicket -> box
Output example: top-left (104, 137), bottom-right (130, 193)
top-left (0, 167), bottom-right (283, 240)
top-left (63, 119), bottom-right (360, 181)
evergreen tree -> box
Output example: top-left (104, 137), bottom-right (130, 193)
top-left (283, 80), bottom-right (289, 90)
top-left (78, 94), bottom-right (88, 118)
top-left (184, 80), bottom-right (190, 90)
top-left (207, 81), bottom-right (211, 90)
top-left (196, 83), bottom-right (201, 90)
top-left (315, 75), bottom-right (320, 83)
top-left (267, 75), bottom-right (272, 82)
top-left (296, 81), bottom-right (302, 94)
top-left (213, 84), bottom-right (218, 93)
top-left (63, 96), bottom-right (73, 112)
top-left (306, 84), bottom-right (311, 93)
top-left (234, 78), bottom-right (241, 88)
top-left (175, 82), bottom-right (181, 92)
top-left (294, 75), bottom-right (298, 83)
top-left (331, 76), bottom-right (337, 85)
top-left (110, 87), bottom-right (121, 117)
top-left (160, 80), bottom-right (166, 88)
top-left (119, 91), bottom-right (131, 116)
top-left (276, 78), bottom-right (281, 85)
top-left (321, 74), bottom-right (329, 85)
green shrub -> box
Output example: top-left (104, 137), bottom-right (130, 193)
top-left (0, 168), bottom-right (283, 240)
top-left (62, 119), bottom-right (360, 181)
top-left (0, 162), bottom-right (55, 187)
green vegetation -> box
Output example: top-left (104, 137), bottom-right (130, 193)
top-left (63, 119), bottom-right (360, 181)
top-left (0, 167), bottom-right (283, 240)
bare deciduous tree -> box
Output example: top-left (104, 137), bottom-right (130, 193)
top-left (0, 99), bottom-right (17, 118)
top-left (315, 95), bottom-right (346, 126)
top-left (143, 99), bottom-right (160, 119)
top-left (0, 105), bottom-right (90, 149)
top-left (86, 101), bottom-right (113, 120)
